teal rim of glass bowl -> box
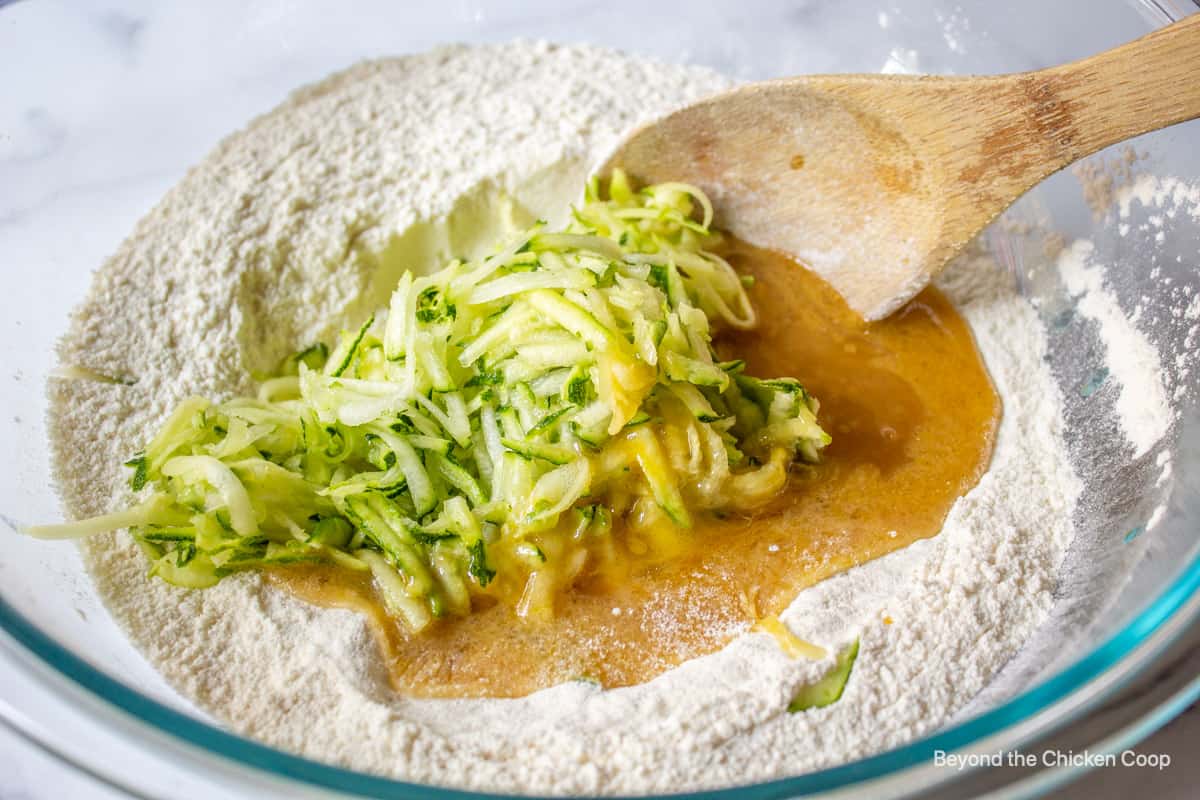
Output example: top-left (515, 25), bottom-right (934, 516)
top-left (0, 540), bottom-right (1197, 800)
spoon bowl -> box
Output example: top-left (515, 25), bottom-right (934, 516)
top-left (603, 15), bottom-right (1200, 319)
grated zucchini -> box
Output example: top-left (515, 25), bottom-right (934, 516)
top-left (27, 171), bottom-right (830, 631)
top-left (788, 639), bottom-right (860, 711)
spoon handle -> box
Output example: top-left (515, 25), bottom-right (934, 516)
top-left (1044, 12), bottom-right (1200, 164)
top-left (918, 13), bottom-right (1200, 265)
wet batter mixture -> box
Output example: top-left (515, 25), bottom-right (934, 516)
top-left (273, 237), bottom-right (1000, 698)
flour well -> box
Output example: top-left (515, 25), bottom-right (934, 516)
top-left (49, 43), bottom-right (1081, 794)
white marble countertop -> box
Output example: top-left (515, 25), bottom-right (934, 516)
top-left (1, 0), bottom-right (1198, 797)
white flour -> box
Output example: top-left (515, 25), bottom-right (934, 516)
top-left (1057, 239), bottom-right (1171, 458)
top-left (48, 43), bottom-right (1088, 794)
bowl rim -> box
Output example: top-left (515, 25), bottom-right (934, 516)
top-left (1, 538), bottom-right (1198, 799)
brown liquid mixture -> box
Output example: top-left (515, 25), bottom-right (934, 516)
top-left (272, 239), bottom-right (1000, 698)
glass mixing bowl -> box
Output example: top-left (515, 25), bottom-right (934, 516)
top-left (1, 1), bottom-right (1198, 797)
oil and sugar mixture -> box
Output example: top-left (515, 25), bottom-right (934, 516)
top-left (275, 239), bottom-right (1000, 698)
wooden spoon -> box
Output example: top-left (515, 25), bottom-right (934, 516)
top-left (602, 15), bottom-right (1200, 320)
